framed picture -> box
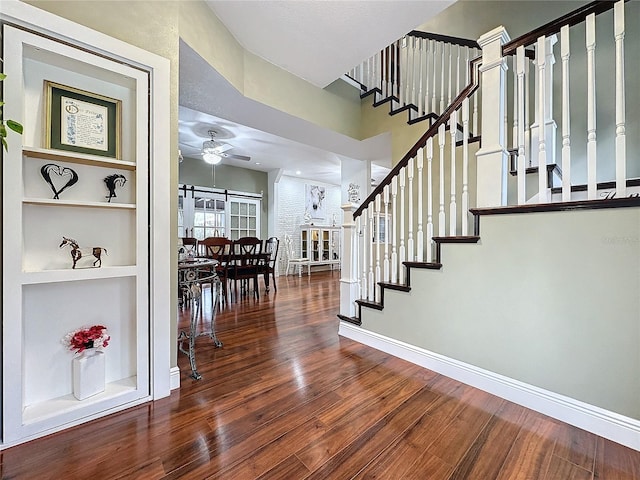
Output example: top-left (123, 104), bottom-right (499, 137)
top-left (44, 81), bottom-right (122, 158)
top-left (305, 184), bottom-right (326, 220)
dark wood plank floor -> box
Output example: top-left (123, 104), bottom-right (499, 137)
top-left (2, 271), bottom-right (639, 479)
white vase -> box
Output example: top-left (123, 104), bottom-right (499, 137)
top-left (72, 348), bottom-right (105, 400)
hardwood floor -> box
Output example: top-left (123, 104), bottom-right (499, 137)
top-left (2, 271), bottom-right (639, 479)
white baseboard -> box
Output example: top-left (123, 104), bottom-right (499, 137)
top-left (170, 366), bottom-right (181, 390)
top-left (339, 322), bottom-right (640, 451)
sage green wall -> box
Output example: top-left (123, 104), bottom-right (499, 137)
top-left (179, 158), bottom-right (269, 239)
top-left (363, 208), bottom-right (640, 420)
top-left (177, 1), bottom-right (362, 140)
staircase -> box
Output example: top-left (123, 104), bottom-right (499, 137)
top-left (339, 0), bottom-right (640, 451)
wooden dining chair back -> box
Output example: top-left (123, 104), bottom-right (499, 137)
top-left (228, 237), bottom-right (263, 301)
top-left (262, 236), bottom-right (280, 292)
top-left (199, 237), bottom-right (233, 301)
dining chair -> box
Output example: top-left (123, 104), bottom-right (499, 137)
top-left (180, 237), bottom-right (198, 259)
top-left (228, 237), bottom-right (262, 301)
top-left (199, 237), bottom-right (233, 303)
top-left (284, 234), bottom-right (310, 277)
top-left (261, 236), bottom-right (280, 292)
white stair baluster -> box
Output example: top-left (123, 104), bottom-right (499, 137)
top-left (405, 38), bottom-right (412, 107)
top-left (426, 137), bottom-right (434, 261)
top-left (383, 185), bottom-right (390, 282)
top-left (391, 177), bottom-right (398, 283)
top-left (411, 37), bottom-right (417, 106)
top-left (417, 147), bottom-right (424, 261)
top-left (438, 123), bottom-right (446, 236)
top-left (381, 47), bottom-right (387, 98)
top-left (449, 110), bottom-right (458, 236)
top-left (586, 13), bottom-right (597, 200)
top-left (614, 1), bottom-right (626, 197)
top-left (353, 216), bottom-right (364, 298)
top-left (524, 57), bottom-right (531, 165)
top-left (418, 38), bottom-right (424, 117)
top-left (513, 58), bottom-right (518, 152)
top-left (447, 42), bottom-right (453, 106)
top-left (388, 45), bottom-right (393, 99)
top-left (424, 40), bottom-right (431, 117)
top-left (560, 26), bottom-right (572, 202)
top-left (517, 46), bottom-right (527, 205)
top-left (456, 44), bottom-right (460, 97)
top-left (375, 194), bottom-right (381, 299)
top-left (462, 98), bottom-right (470, 235)
top-left (407, 157), bottom-right (415, 262)
top-left (473, 81), bottom-right (479, 135)
top-left (432, 41), bottom-right (438, 113)
top-left (440, 42), bottom-right (446, 113)
top-left (399, 167), bottom-right (406, 284)
top-left (537, 35), bottom-right (549, 203)
top-left (361, 209), bottom-right (368, 300)
top-left (399, 37), bottom-right (406, 107)
top-left (368, 206), bottom-right (375, 301)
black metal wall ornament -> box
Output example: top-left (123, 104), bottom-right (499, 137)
top-left (40, 163), bottom-right (79, 199)
top-left (59, 236), bottom-right (107, 269)
top-left (104, 174), bottom-right (126, 202)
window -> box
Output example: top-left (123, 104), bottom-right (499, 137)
top-left (178, 185), bottom-right (261, 240)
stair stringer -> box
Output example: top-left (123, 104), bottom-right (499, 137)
top-left (348, 206), bottom-right (640, 449)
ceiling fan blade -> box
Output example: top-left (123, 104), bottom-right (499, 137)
top-left (213, 143), bottom-right (234, 154)
top-left (221, 153), bottom-right (251, 161)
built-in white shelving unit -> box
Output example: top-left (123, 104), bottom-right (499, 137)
top-left (2, 23), bottom-right (153, 446)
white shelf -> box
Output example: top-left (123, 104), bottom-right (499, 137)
top-left (22, 376), bottom-right (137, 425)
top-left (23, 197), bottom-right (136, 209)
top-left (22, 265), bottom-right (137, 284)
top-left (23, 147), bottom-right (136, 171)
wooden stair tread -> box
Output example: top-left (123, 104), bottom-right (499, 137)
top-left (432, 236), bottom-right (480, 243)
top-left (337, 314), bottom-right (361, 326)
top-left (378, 282), bottom-right (411, 292)
top-left (355, 299), bottom-right (384, 311)
top-left (403, 261), bottom-right (442, 270)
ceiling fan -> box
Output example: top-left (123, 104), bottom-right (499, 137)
top-left (200, 129), bottom-right (251, 164)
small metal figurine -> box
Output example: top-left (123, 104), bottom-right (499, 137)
top-left (59, 236), bottom-right (107, 269)
top-left (104, 174), bottom-right (126, 202)
top-left (41, 163), bottom-right (79, 199)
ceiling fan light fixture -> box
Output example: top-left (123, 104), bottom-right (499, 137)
top-left (203, 152), bottom-right (222, 165)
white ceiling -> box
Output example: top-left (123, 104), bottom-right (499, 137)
top-left (179, 0), bottom-right (456, 186)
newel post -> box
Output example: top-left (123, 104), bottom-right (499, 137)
top-left (340, 203), bottom-right (359, 318)
top-left (475, 26), bottom-right (511, 207)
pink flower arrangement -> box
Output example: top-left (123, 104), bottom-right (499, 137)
top-left (63, 325), bottom-right (110, 354)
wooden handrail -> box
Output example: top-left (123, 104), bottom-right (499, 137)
top-left (354, 56), bottom-right (482, 219)
top-left (502, 1), bottom-right (621, 56)
top-left (407, 30), bottom-right (479, 49)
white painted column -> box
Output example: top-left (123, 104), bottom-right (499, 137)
top-left (340, 203), bottom-right (359, 318)
top-left (517, 46), bottom-right (527, 205)
top-left (475, 26), bottom-right (511, 207)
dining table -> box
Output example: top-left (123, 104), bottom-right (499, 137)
top-left (177, 257), bottom-right (222, 380)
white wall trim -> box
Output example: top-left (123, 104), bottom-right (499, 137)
top-left (339, 322), bottom-right (640, 451)
top-left (170, 367), bottom-right (181, 391)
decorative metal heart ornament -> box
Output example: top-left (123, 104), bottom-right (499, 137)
top-left (40, 163), bottom-right (79, 199)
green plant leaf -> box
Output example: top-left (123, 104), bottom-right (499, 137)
top-left (0, 101), bottom-right (4, 107)
top-left (0, 73), bottom-right (6, 81)
top-left (6, 120), bottom-right (23, 134)
top-left (0, 124), bottom-right (6, 137)
top-left (1, 136), bottom-right (7, 152)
